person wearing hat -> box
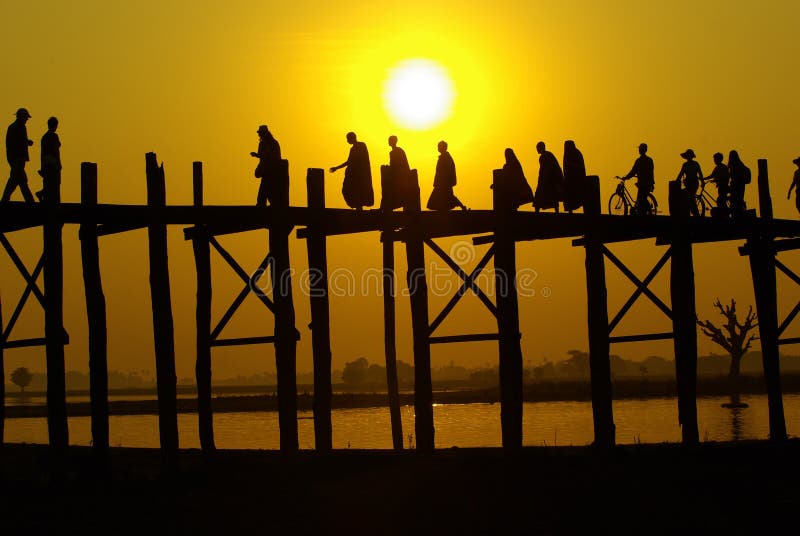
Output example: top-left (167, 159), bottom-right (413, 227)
top-left (2, 107), bottom-right (36, 203)
top-left (788, 157), bottom-right (800, 216)
top-left (250, 124), bottom-right (281, 206)
top-left (676, 148), bottom-right (703, 216)
top-left (620, 143), bottom-right (655, 214)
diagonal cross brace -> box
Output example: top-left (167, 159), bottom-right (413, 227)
top-left (2, 254), bottom-right (44, 341)
top-left (775, 258), bottom-right (800, 337)
top-left (603, 245), bottom-right (673, 334)
top-left (425, 240), bottom-right (498, 336)
top-left (0, 233), bottom-right (46, 306)
top-left (209, 236), bottom-right (275, 313)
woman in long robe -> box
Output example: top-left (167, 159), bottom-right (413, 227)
top-left (496, 148), bottom-right (534, 209)
top-left (562, 140), bottom-right (586, 213)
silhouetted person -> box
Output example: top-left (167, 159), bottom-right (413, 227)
top-left (788, 157), bottom-right (800, 216)
top-left (493, 148), bottom-right (533, 209)
top-left (330, 131), bottom-right (374, 210)
top-left (382, 135), bottom-right (411, 210)
top-left (562, 140), bottom-right (586, 213)
top-left (36, 116), bottom-right (61, 203)
top-left (620, 142), bottom-right (654, 214)
top-left (251, 125), bottom-right (281, 206)
top-left (676, 149), bottom-right (702, 216)
top-left (533, 141), bottom-right (563, 213)
top-left (704, 152), bottom-right (729, 216)
top-left (2, 108), bottom-right (35, 203)
top-left (728, 150), bottom-right (750, 216)
top-left (427, 140), bottom-right (467, 211)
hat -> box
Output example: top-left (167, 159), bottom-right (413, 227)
top-left (680, 149), bottom-right (696, 159)
top-left (257, 125), bottom-right (269, 134)
top-left (15, 107), bottom-right (31, 118)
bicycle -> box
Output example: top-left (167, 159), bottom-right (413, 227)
top-left (690, 179), bottom-right (728, 217)
top-left (608, 176), bottom-right (658, 216)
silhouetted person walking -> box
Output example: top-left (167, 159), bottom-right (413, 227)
top-left (533, 141), bottom-right (563, 213)
top-left (427, 140), bottom-right (467, 211)
top-left (251, 125), bottom-right (281, 206)
top-left (704, 152), bottom-right (729, 216)
top-left (493, 148), bottom-right (533, 209)
top-left (562, 140), bottom-right (586, 213)
top-left (620, 142), bottom-right (654, 214)
top-left (728, 150), bottom-right (751, 216)
top-left (676, 149), bottom-right (702, 216)
top-left (37, 116), bottom-right (61, 203)
top-left (330, 132), bottom-right (374, 210)
top-left (2, 108), bottom-right (35, 203)
top-left (382, 135), bottom-right (411, 210)
top-left (788, 157), bottom-right (800, 216)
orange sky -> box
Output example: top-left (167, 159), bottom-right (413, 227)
top-left (2, 1), bottom-right (800, 380)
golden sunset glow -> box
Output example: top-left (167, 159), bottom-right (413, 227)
top-left (383, 59), bottom-right (455, 130)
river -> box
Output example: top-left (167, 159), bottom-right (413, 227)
top-left (5, 394), bottom-right (800, 449)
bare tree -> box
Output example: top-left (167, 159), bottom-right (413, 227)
top-left (697, 299), bottom-right (758, 407)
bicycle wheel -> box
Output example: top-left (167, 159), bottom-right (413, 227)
top-left (645, 194), bottom-right (658, 215)
top-left (608, 193), bottom-right (628, 216)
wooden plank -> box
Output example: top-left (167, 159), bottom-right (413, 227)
top-left (429, 333), bottom-right (501, 344)
top-left (146, 152), bottom-right (179, 463)
top-left (192, 162), bottom-right (215, 453)
top-left (96, 222), bottom-right (148, 236)
top-left (42, 160), bottom-right (68, 451)
top-left (80, 162), bottom-right (109, 453)
top-left (778, 337), bottom-right (800, 345)
top-left (583, 176), bottom-right (615, 447)
top-left (404, 171), bottom-right (434, 452)
top-left (305, 168), bottom-right (332, 452)
top-left (774, 258), bottom-right (800, 287)
top-left (2, 337), bottom-right (48, 349)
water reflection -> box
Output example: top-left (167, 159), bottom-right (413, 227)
top-left (4, 394), bottom-right (799, 449)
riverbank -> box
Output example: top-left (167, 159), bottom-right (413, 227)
top-left (1, 441), bottom-right (798, 534)
top-left (6, 373), bottom-right (800, 418)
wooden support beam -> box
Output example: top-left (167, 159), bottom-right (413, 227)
top-left (747, 159), bottom-right (787, 440)
top-left (777, 301), bottom-right (800, 338)
top-left (96, 222), bottom-right (148, 237)
top-left (208, 237), bottom-right (276, 313)
top-left (145, 152), bottom-right (179, 463)
top-left (192, 162), bottom-right (215, 453)
top-left (583, 176), bottom-right (615, 447)
top-left (80, 162), bottom-right (109, 453)
top-left (608, 248), bottom-right (672, 334)
top-left (210, 336), bottom-right (276, 347)
top-left (493, 169), bottom-right (523, 450)
top-left (43, 159), bottom-right (68, 451)
top-left (269, 160), bottom-right (299, 452)
top-left (609, 332), bottom-right (674, 344)
top-left (2, 337), bottom-right (47, 349)
top-left (0, 292), bottom-right (4, 444)
top-left (305, 168), bottom-right (333, 452)
top-left (778, 337), bottom-right (800, 346)
top-left (668, 187), bottom-right (699, 445)
top-left (774, 258), bottom-right (800, 287)
top-left (429, 333), bottom-right (501, 344)
top-left (2, 255), bottom-right (44, 341)
top-left (404, 170), bottom-right (434, 452)
top-left (0, 234), bottom-right (46, 307)
top-left (603, 245), bottom-right (673, 320)
top-left (382, 230), bottom-right (403, 450)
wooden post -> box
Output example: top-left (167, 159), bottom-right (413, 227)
top-left (492, 169), bottom-right (523, 450)
top-left (404, 170), bottom-right (434, 452)
top-left (145, 152), bottom-right (179, 462)
top-left (382, 229), bottom-right (403, 450)
top-left (192, 162), bottom-right (215, 452)
top-left (270, 159), bottom-right (299, 452)
top-left (669, 192), bottom-right (699, 445)
top-left (0, 292), bottom-right (4, 444)
top-left (43, 161), bottom-right (68, 450)
top-left (80, 162), bottom-right (109, 453)
top-left (747, 159), bottom-right (787, 440)
top-left (305, 168), bottom-right (332, 451)
top-left (583, 175), bottom-right (615, 446)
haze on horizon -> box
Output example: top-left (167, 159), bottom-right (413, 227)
top-left (2, 1), bottom-right (800, 381)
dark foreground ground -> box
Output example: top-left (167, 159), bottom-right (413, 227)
top-left (1, 441), bottom-right (799, 535)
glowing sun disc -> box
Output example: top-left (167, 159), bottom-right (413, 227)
top-left (383, 59), bottom-right (454, 130)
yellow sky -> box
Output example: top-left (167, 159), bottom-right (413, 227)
top-left (2, 1), bottom-right (800, 380)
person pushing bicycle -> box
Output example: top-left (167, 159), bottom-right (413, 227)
top-left (620, 142), bottom-right (654, 214)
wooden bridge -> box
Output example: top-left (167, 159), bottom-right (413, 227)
top-left (1, 153), bottom-right (799, 462)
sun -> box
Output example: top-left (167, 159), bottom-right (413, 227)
top-left (383, 59), bottom-right (455, 130)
